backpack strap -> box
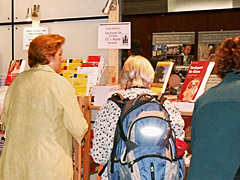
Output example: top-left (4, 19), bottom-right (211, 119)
top-left (108, 93), bottom-right (128, 174)
top-left (108, 93), bottom-right (127, 110)
top-left (158, 93), bottom-right (167, 105)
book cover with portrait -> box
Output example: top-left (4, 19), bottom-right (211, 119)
top-left (178, 60), bottom-right (215, 102)
top-left (5, 59), bottom-right (26, 86)
top-left (151, 61), bottom-right (174, 94)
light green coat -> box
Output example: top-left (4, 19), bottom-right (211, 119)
top-left (0, 65), bottom-right (88, 180)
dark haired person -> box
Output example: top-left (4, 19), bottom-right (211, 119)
top-left (122, 39), bottom-right (143, 67)
top-left (188, 36), bottom-right (240, 180)
top-left (129, 39), bottom-right (142, 55)
top-left (181, 44), bottom-right (193, 65)
top-left (0, 34), bottom-right (88, 180)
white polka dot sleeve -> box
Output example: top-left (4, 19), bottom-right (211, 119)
top-left (91, 100), bottom-right (121, 164)
top-left (163, 99), bottom-right (185, 140)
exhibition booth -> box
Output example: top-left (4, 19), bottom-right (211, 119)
top-left (0, 0), bottom-right (240, 179)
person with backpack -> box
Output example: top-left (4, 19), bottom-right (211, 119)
top-left (91, 55), bottom-right (186, 179)
top-left (187, 36), bottom-right (240, 180)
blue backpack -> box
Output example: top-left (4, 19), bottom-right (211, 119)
top-left (99, 93), bottom-right (185, 180)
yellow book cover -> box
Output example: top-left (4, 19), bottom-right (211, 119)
top-left (72, 76), bottom-right (88, 87)
top-left (62, 70), bottom-right (77, 78)
top-left (67, 59), bottom-right (85, 64)
top-left (151, 61), bottom-right (174, 94)
top-left (63, 59), bottom-right (68, 63)
top-left (63, 59), bottom-right (85, 63)
top-left (67, 63), bottom-right (82, 70)
top-left (72, 74), bottom-right (89, 96)
top-left (60, 63), bottom-right (67, 71)
top-left (74, 87), bottom-right (88, 96)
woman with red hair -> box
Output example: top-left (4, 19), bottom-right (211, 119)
top-left (0, 34), bottom-right (88, 180)
top-left (188, 36), bottom-right (240, 180)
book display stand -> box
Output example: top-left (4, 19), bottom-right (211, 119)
top-left (74, 96), bottom-right (98, 180)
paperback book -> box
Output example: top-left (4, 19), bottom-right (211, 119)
top-left (151, 61), bottom-right (174, 94)
top-left (178, 60), bottom-right (215, 102)
top-left (5, 59), bottom-right (26, 86)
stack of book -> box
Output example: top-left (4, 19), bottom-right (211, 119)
top-left (60, 56), bottom-right (105, 97)
top-left (79, 56), bottom-right (105, 89)
top-left (59, 59), bottom-right (90, 96)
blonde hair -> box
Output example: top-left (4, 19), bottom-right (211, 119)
top-left (120, 55), bottom-right (154, 89)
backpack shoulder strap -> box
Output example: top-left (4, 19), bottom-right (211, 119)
top-left (108, 93), bottom-right (128, 110)
top-left (157, 93), bottom-right (167, 105)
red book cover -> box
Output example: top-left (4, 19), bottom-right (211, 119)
top-left (81, 62), bottom-right (99, 67)
top-left (178, 61), bottom-right (214, 102)
top-left (5, 59), bottom-right (26, 86)
top-left (88, 56), bottom-right (101, 62)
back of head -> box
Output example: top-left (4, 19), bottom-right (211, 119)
top-left (120, 56), bottom-right (154, 89)
top-left (213, 36), bottom-right (240, 79)
top-left (28, 34), bottom-right (65, 67)
top-left (131, 39), bottom-right (142, 55)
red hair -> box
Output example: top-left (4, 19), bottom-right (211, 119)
top-left (213, 36), bottom-right (240, 79)
top-left (28, 34), bottom-right (65, 67)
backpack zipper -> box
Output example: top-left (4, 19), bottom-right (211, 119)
top-left (128, 153), bottom-right (172, 173)
top-left (150, 162), bottom-right (155, 180)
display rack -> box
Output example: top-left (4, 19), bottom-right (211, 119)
top-left (74, 96), bottom-right (93, 180)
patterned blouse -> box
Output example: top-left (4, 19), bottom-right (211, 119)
top-left (91, 87), bottom-right (185, 166)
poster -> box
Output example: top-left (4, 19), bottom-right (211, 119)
top-left (198, 30), bottom-right (240, 61)
top-left (98, 22), bottom-right (131, 49)
top-left (23, 27), bottom-right (48, 50)
top-left (152, 32), bottom-right (195, 82)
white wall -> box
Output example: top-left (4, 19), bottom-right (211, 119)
top-left (0, 26), bottom-right (12, 76)
top-left (0, 0), bottom-right (108, 76)
top-left (14, 0), bottom-right (107, 21)
top-left (14, 20), bottom-right (108, 64)
top-left (0, 1), bottom-right (11, 23)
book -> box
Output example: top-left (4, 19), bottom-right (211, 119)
top-left (61, 70), bottom-right (78, 78)
top-left (0, 86), bottom-right (9, 116)
top-left (150, 61), bottom-right (174, 94)
top-left (63, 58), bottom-right (85, 64)
top-left (88, 56), bottom-right (102, 62)
top-left (63, 74), bottom-right (90, 96)
top-left (79, 56), bottom-right (105, 88)
top-left (81, 62), bottom-right (99, 67)
top-left (71, 74), bottom-right (90, 96)
top-left (178, 60), bottom-right (215, 102)
top-left (79, 67), bottom-right (99, 88)
top-left (5, 59), bottom-right (27, 86)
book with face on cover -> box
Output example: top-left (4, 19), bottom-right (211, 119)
top-left (178, 60), bottom-right (215, 102)
top-left (150, 61), bottom-right (174, 95)
top-left (5, 59), bottom-right (27, 86)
